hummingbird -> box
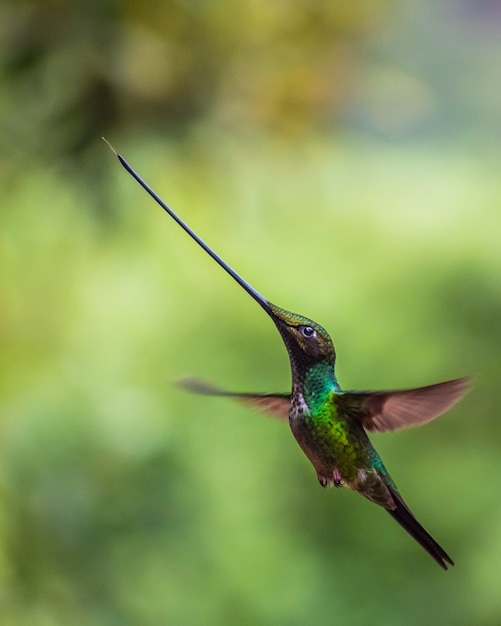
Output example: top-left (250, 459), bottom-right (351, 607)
top-left (105, 139), bottom-right (469, 570)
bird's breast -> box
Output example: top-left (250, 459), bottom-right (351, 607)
top-left (289, 391), bottom-right (361, 482)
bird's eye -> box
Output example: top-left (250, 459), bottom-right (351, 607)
top-left (301, 326), bottom-right (316, 338)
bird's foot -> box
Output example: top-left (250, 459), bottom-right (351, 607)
top-left (333, 469), bottom-right (344, 488)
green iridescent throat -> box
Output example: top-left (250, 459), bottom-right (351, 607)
top-left (303, 362), bottom-right (339, 413)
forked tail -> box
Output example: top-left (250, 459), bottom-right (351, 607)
top-left (388, 489), bottom-right (454, 570)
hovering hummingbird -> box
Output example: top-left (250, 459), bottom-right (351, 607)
top-left (105, 139), bottom-right (469, 570)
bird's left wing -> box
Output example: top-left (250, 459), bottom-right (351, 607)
top-left (340, 377), bottom-right (470, 433)
top-left (178, 378), bottom-right (291, 421)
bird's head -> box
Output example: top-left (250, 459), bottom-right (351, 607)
top-left (265, 303), bottom-right (337, 374)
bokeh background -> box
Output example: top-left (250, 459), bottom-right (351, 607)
top-left (2, 1), bottom-right (501, 624)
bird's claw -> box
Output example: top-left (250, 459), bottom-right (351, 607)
top-left (333, 469), bottom-right (344, 488)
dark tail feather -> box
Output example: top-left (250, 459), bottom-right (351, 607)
top-left (388, 490), bottom-right (454, 570)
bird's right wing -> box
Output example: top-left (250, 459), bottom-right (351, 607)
top-left (178, 378), bottom-right (291, 421)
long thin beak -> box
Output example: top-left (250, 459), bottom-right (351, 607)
top-left (104, 139), bottom-right (274, 315)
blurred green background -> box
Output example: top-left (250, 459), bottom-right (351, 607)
top-left (2, 1), bottom-right (501, 624)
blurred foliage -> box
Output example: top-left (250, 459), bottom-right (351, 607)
top-left (1, 0), bottom-right (383, 163)
top-left (1, 1), bottom-right (501, 625)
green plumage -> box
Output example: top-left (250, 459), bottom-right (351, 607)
top-left (300, 362), bottom-right (390, 487)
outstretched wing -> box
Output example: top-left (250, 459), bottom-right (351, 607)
top-left (178, 378), bottom-right (291, 421)
top-left (341, 377), bottom-right (470, 433)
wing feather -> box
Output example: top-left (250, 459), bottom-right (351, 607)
top-left (341, 377), bottom-right (470, 432)
top-left (178, 378), bottom-right (291, 420)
